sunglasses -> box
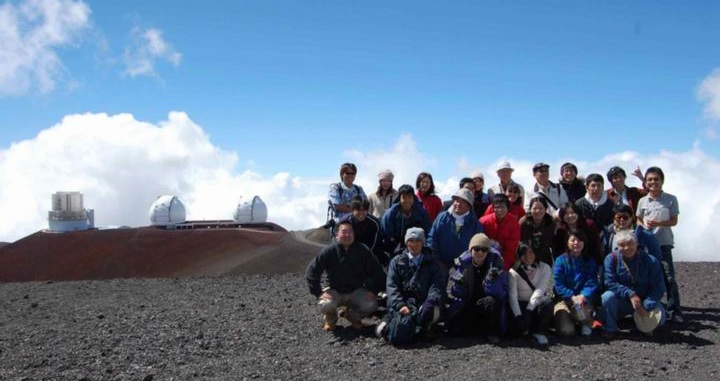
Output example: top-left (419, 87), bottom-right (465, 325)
top-left (344, 172), bottom-right (356, 176)
top-left (471, 246), bottom-right (489, 253)
top-left (614, 214), bottom-right (631, 221)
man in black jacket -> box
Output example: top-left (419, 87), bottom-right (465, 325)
top-left (306, 220), bottom-right (386, 331)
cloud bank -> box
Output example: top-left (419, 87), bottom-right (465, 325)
top-left (123, 27), bottom-right (182, 77)
top-left (1, 112), bottom-right (717, 261)
top-left (0, 0), bottom-right (91, 95)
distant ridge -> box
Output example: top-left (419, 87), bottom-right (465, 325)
top-left (0, 224), bottom-right (321, 282)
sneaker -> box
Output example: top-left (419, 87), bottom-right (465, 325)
top-left (580, 324), bottom-right (593, 337)
top-left (375, 321), bottom-right (388, 338)
top-left (671, 313), bottom-right (685, 324)
top-left (532, 333), bottom-right (549, 346)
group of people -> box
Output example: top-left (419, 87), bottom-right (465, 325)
top-left (306, 161), bottom-right (682, 346)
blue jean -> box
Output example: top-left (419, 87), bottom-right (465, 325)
top-left (601, 291), bottom-right (667, 333)
top-left (660, 245), bottom-right (682, 314)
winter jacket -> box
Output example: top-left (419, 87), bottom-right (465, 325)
top-left (416, 191), bottom-right (443, 221)
top-left (344, 214), bottom-right (382, 255)
top-left (576, 196), bottom-right (614, 229)
top-left (305, 241), bottom-right (386, 298)
top-left (484, 203), bottom-right (526, 219)
top-left (386, 248), bottom-right (446, 313)
top-left (553, 253), bottom-right (599, 302)
top-left (480, 212), bottom-right (520, 270)
top-left (603, 249), bottom-right (666, 311)
top-left (554, 221), bottom-right (603, 266)
top-left (368, 191), bottom-right (397, 219)
top-left (381, 201), bottom-right (432, 253)
top-left (473, 191), bottom-right (491, 218)
top-left (560, 179), bottom-right (586, 204)
top-left (519, 214), bottom-right (556, 266)
top-left (603, 225), bottom-right (661, 260)
top-left (508, 262), bottom-right (553, 317)
top-left (445, 249), bottom-right (506, 323)
top-left (427, 210), bottom-right (484, 267)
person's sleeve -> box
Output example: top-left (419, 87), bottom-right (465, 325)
top-left (553, 257), bottom-right (574, 301)
top-left (328, 183), bottom-right (341, 206)
top-left (305, 249), bottom-right (327, 298)
top-left (581, 260), bottom-right (599, 299)
top-left (508, 270), bottom-right (522, 317)
top-left (643, 257), bottom-right (667, 311)
top-left (427, 261), bottom-right (447, 307)
top-left (420, 207), bottom-right (432, 233)
top-left (365, 248), bottom-right (386, 295)
top-left (528, 264), bottom-right (551, 310)
top-left (604, 254), bottom-right (635, 300)
top-left (503, 221), bottom-right (521, 271)
top-left (358, 186), bottom-right (368, 201)
top-left (671, 195), bottom-right (679, 217)
top-left (427, 217), bottom-right (440, 254)
top-left (385, 258), bottom-right (404, 312)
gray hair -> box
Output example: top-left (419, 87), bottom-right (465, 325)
top-left (615, 230), bottom-right (638, 245)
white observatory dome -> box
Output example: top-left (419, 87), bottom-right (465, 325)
top-left (233, 196), bottom-right (268, 223)
top-left (149, 195), bottom-right (187, 227)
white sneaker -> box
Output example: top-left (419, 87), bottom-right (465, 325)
top-left (580, 324), bottom-right (593, 337)
top-left (375, 321), bottom-right (388, 338)
top-left (532, 333), bottom-right (549, 346)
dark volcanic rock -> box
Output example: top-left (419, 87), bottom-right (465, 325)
top-left (0, 263), bottom-right (718, 381)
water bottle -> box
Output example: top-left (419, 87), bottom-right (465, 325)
top-left (573, 303), bottom-right (586, 321)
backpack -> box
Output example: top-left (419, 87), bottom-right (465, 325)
top-left (387, 309), bottom-right (419, 346)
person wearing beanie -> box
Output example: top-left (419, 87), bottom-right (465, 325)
top-left (427, 188), bottom-right (484, 269)
top-left (470, 171), bottom-right (492, 218)
top-left (508, 243), bottom-right (554, 346)
top-left (480, 194), bottom-right (521, 270)
top-left (376, 227), bottom-right (446, 342)
top-left (368, 169), bottom-right (398, 219)
top-left (445, 233), bottom-right (508, 342)
top-left (559, 162), bottom-right (586, 203)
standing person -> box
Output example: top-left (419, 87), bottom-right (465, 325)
top-left (345, 196), bottom-right (387, 268)
top-left (601, 231), bottom-right (667, 340)
top-left (328, 163), bottom-right (367, 222)
top-left (445, 233), bottom-right (507, 342)
top-left (376, 228), bottom-right (446, 343)
top-left (575, 173), bottom-right (615, 229)
top-left (489, 160), bottom-right (525, 198)
top-left (636, 166), bottom-right (684, 323)
top-left (508, 243), bottom-right (554, 346)
top-left (368, 169), bottom-right (397, 219)
top-left (415, 172), bottom-right (443, 222)
top-left (427, 188), bottom-right (484, 269)
top-left (480, 194), bottom-right (521, 270)
top-left (305, 220), bottom-right (386, 331)
top-left (553, 229), bottom-right (599, 337)
top-left (381, 184), bottom-right (432, 254)
top-left (559, 162), bottom-right (586, 203)
top-left (606, 166), bottom-right (647, 214)
top-left (519, 197), bottom-right (556, 267)
top-left (470, 171), bottom-right (492, 217)
top-left (525, 162), bottom-right (568, 217)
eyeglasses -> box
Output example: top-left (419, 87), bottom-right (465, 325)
top-left (471, 246), bottom-right (489, 253)
top-left (344, 172), bottom-right (356, 176)
top-left (614, 214), bottom-right (631, 221)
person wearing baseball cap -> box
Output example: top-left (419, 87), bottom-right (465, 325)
top-left (524, 162), bottom-right (568, 217)
top-left (470, 170), bottom-right (492, 218)
top-left (427, 188), bottom-right (484, 269)
top-left (489, 161), bottom-right (526, 201)
top-left (368, 169), bottom-right (398, 219)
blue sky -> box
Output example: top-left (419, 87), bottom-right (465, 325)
top-left (2, 0), bottom-right (720, 260)
top-left (2, 1), bottom-right (719, 178)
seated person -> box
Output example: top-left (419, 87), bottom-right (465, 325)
top-left (480, 194), bottom-right (520, 270)
top-left (445, 233), bottom-right (507, 342)
top-left (553, 229), bottom-right (598, 337)
top-left (305, 220), bottom-right (385, 331)
top-left (508, 243), bottom-right (554, 346)
top-left (344, 196), bottom-right (388, 268)
top-left (427, 188), bottom-right (483, 269)
top-left (603, 203), bottom-right (660, 259)
top-left (576, 173), bottom-right (615, 229)
top-left (601, 230), bottom-right (667, 339)
top-left (519, 197), bottom-right (556, 267)
top-left (485, 183), bottom-right (525, 219)
top-left (376, 228), bottom-right (446, 342)
top-left (381, 184), bottom-right (432, 254)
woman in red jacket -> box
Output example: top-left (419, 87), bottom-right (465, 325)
top-left (480, 194), bottom-right (521, 270)
top-left (415, 172), bottom-right (443, 222)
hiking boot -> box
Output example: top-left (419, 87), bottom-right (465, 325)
top-left (345, 314), bottom-right (365, 330)
top-left (580, 324), bottom-right (593, 337)
top-left (532, 333), bottom-right (549, 346)
top-left (322, 312), bottom-right (337, 331)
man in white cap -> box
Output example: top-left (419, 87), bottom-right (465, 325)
top-left (488, 161), bottom-right (525, 199)
top-left (427, 188), bottom-right (484, 269)
top-left (601, 230), bottom-right (666, 339)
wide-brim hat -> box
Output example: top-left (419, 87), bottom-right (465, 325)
top-left (633, 307), bottom-right (663, 333)
top-left (496, 161), bottom-right (514, 172)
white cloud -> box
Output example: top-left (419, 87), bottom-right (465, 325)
top-left (1, 114), bottom-right (718, 262)
top-left (123, 27), bottom-right (181, 77)
top-left (698, 68), bottom-right (720, 122)
top-left (0, 0), bottom-right (91, 96)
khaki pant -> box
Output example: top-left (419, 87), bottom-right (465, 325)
top-left (553, 300), bottom-right (594, 336)
top-left (318, 288), bottom-right (378, 324)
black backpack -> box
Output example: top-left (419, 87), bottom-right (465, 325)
top-left (387, 309), bottom-right (419, 346)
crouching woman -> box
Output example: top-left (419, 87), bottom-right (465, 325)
top-left (377, 227), bottom-right (446, 344)
top-left (601, 230), bottom-right (667, 339)
top-left (445, 233), bottom-right (508, 342)
top-left (508, 243), bottom-right (554, 345)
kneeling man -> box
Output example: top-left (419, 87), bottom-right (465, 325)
top-left (601, 230), bottom-right (666, 339)
top-left (306, 220), bottom-right (386, 331)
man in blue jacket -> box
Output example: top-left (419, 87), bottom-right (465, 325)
top-left (601, 230), bottom-right (667, 339)
top-left (380, 184), bottom-right (431, 254)
top-left (427, 188), bottom-right (484, 269)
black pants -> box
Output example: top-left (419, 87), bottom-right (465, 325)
top-left (450, 295), bottom-right (502, 336)
top-left (509, 299), bottom-right (553, 336)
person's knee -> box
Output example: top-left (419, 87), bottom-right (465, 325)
top-left (601, 291), bottom-right (618, 306)
top-left (555, 311), bottom-right (576, 336)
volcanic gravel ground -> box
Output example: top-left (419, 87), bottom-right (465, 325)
top-left (0, 263), bottom-right (718, 381)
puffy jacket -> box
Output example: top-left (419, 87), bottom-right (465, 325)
top-left (380, 201), bottom-right (432, 253)
top-left (386, 247), bottom-right (446, 312)
top-left (553, 253), bottom-right (599, 302)
top-left (480, 212), bottom-right (520, 270)
top-left (416, 191), bottom-right (443, 221)
top-left (446, 249), bottom-right (506, 322)
top-left (305, 241), bottom-right (386, 298)
top-left (427, 210), bottom-right (484, 267)
top-left (604, 249), bottom-right (666, 311)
